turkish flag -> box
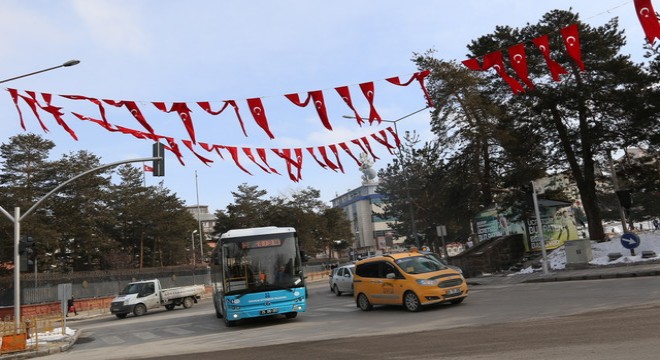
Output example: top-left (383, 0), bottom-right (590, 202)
top-left (634, 0), bottom-right (660, 44)
top-left (143, 165), bottom-right (153, 172)
top-left (246, 98), bottom-right (275, 139)
top-left (532, 34), bottom-right (568, 81)
top-left (359, 82), bottom-right (382, 124)
top-left (385, 70), bottom-right (434, 107)
top-left (284, 90), bottom-right (332, 130)
top-left (335, 86), bottom-right (364, 125)
top-left (482, 51), bottom-right (526, 94)
top-left (561, 24), bottom-right (585, 71)
top-left (461, 58), bottom-right (483, 71)
top-left (153, 102), bottom-right (197, 144)
top-left (508, 43), bottom-right (534, 90)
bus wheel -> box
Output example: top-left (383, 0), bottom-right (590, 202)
top-left (222, 302), bottom-right (235, 327)
top-left (285, 312), bottom-right (298, 319)
top-left (224, 317), bottom-right (236, 327)
top-left (214, 302), bottom-right (223, 318)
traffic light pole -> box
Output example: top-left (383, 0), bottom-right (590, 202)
top-left (0, 156), bottom-right (161, 329)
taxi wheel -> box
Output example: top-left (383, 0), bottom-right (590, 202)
top-left (450, 298), bottom-right (465, 305)
top-left (403, 291), bottom-right (422, 312)
top-left (333, 285), bottom-right (342, 296)
top-left (357, 293), bottom-right (373, 311)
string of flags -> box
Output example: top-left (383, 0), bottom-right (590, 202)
top-left (461, 24), bottom-right (585, 93)
top-left (5, 72), bottom-right (423, 182)
top-left (5, 1), bottom-right (658, 181)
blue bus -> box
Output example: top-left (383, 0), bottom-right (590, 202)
top-left (210, 226), bottom-right (307, 327)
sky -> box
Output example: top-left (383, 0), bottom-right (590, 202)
top-left (0, 0), bottom-right (652, 213)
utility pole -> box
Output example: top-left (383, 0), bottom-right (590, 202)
top-left (607, 150), bottom-right (629, 233)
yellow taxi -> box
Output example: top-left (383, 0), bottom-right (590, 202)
top-left (353, 249), bottom-right (468, 312)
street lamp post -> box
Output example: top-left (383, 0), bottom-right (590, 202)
top-left (0, 60), bottom-right (80, 84)
top-left (343, 107), bottom-right (428, 248)
top-left (0, 59), bottom-right (81, 330)
top-left (0, 156), bottom-right (161, 329)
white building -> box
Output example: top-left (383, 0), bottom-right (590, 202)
top-left (330, 155), bottom-right (398, 258)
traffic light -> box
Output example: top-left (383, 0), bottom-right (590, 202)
top-left (152, 142), bottom-right (165, 177)
top-left (19, 235), bottom-right (36, 272)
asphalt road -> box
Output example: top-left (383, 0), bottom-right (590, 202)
top-left (48, 277), bottom-right (660, 360)
top-left (158, 303), bottom-right (660, 360)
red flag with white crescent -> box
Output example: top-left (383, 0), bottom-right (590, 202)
top-left (359, 82), bottom-right (382, 124)
top-left (153, 102), bottom-right (197, 144)
top-left (317, 146), bottom-right (341, 172)
top-left (338, 142), bottom-right (361, 166)
top-left (306, 147), bottom-right (329, 169)
top-left (7, 88), bottom-right (49, 132)
top-left (561, 24), bottom-right (585, 71)
top-left (103, 99), bottom-right (155, 134)
top-left (181, 139), bottom-right (214, 165)
top-left (242, 148), bottom-right (271, 173)
top-left (335, 86), bottom-right (364, 125)
top-left (385, 70), bottom-right (434, 107)
top-left (508, 44), bottom-right (534, 90)
top-left (532, 34), bottom-right (568, 81)
top-left (256, 148), bottom-right (280, 174)
top-left (224, 146), bottom-right (253, 175)
top-left (246, 98), bottom-right (275, 139)
top-left (482, 51), bottom-right (526, 94)
top-left (634, 0), bottom-right (660, 44)
top-left (285, 90), bottom-right (333, 130)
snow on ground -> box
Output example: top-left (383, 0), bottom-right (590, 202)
top-left (520, 221), bottom-right (660, 273)
top-left (26, 327), bottom-right (76, 345)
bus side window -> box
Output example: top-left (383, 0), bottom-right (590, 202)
top-left (213, 251), bottom-right (221, 265)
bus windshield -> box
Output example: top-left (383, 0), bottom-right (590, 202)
top-left (221, 233), bottom-right (303, 294)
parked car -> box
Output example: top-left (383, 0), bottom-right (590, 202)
top-left (329, 264), bottom-right (355, 296)
top-left (353, 249), bottom-right (468, 312)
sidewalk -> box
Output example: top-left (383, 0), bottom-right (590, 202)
top-left (467, 259), bottom-right (660, 286)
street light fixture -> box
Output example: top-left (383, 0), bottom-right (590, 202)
top-left (0, 59), bottom-right (85, 329)
top-left (0, 156), bottom-right (161, 329)
top-left (0, 59), bottom-right (81, 84)
top-left (342, 107), bottom-right (428, 248)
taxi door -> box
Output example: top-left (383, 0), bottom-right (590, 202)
top-left (377, 261), bottom-right (404, 305)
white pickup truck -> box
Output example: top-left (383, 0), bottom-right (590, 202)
top-left (110, 279), bottom-right (205, 319)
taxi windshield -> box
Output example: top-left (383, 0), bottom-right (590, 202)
top-left (395, 256), bottom-right (447, 274)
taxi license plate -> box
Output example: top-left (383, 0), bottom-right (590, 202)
top-left (260, 308), bottom-right (278, 315)
top-left (447, 288), bottom-right (461, 295)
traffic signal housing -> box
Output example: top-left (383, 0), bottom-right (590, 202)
top-left (152, 142), bottom-right (165, 176)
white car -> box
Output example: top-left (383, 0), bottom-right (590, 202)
top-left (329, 264), bottom-right (355, 296)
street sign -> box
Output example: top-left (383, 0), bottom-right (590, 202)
top-left (620, 232), bottom-right (641, 250)
top-left (436, 225), bottom-right (447, 237)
